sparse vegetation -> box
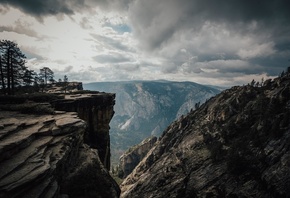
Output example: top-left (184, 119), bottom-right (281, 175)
top-left (0, 103), bottom-right (54, 114)
top-left (205, 68), bottom-right (290, 182)
top-left (0, 93), bottom-right (64, 104)
top-left (0, 93), bottom-right (64, 114)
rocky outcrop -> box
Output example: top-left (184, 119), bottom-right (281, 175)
top-left (51, 93), bottom-right (115, 170)
top-left (0, 110), bottom-right (119, 197)
top-left (118, 136), bottom-right (157, 178)
top-left (121, 75), bottom-right (290, 197)
top-left (46, 82), bottom-right (83, 93)
top-left (0, 91), bottom-right (120, 198)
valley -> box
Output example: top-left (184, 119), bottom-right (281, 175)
top-left (84, 80), bottom-right (221, 165)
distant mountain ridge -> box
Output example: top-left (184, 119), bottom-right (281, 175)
top-left (84, 80), bottom-right (220, 164)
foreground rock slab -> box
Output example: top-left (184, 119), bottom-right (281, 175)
top-left (0, 111), bottom-right (120, 198)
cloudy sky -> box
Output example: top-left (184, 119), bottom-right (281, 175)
top-left (0, 0), bottom-right (289, 86)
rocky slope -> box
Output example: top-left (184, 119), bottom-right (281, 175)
top-left (84, 80), bottom-right (220, 164)
top-left (121, 74), bottom-right (290, 197)
top-left (118, 136), bottom-right (157, 178)
top-left (0, 93), bottom-right (120, 198)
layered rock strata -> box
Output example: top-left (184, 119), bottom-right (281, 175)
top-left (121, 75), bottom-right (290, 197)
top-left (0, 110), bottom-right (120, 198)
top-left (51, 93), bottom-right (115, 170)
top-left (0, 90), bottom-right (120, 198)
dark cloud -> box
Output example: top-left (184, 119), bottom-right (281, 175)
top-left (187, 0), bottom-right (290, 24)
top-left (0, 0), bottom-right (133, 19)
top-left (0, 19), bottom-right (40, 38)
top-left (0, 0), bottom-right (76, 17)
top-left (129, 0), bottom-right (290, 51)
top-left (0, 0), bottom-right (115, 21)
top-left (126, 0), bottom-right (290, 80)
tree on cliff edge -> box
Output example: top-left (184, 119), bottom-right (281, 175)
top-left (63, 75), bottom-right (68, 94)
top-left (39, 67), bottom-right (54, 85)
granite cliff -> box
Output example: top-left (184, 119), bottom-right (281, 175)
top-left (0, 92), bottom-right (120, 198)
top-left (118, 136), bottom-right (157, 178)
top-left (121, 74), bottom-right (290, 197)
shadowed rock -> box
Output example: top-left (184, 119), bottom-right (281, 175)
top-left (121, 75), bottom-right (290, 197)
top-left (118, 136), bottom-right (157, 178)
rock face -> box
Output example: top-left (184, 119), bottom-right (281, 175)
top-left (121, 75), bottom-right (290, 197)
top-left (51, 93), bottom-right (115, 170)
top-left (0, 111), bottom-right (120, 198)
top-left (118, 136), bottom-right (157, 178)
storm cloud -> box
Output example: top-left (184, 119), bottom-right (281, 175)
top-left (0, 0), bottom-right (131, 19)
top-left (129, 0), bottom-right (290, 50)
top-left (0, 0), bottom-right (290, 86)
top-left (126, 0), bottom-right (290, 79)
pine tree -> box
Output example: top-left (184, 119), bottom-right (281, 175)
top-left (250, 79), bottom-right (256, 86)
top-left (0, 40), bottom-right (27, 95)
top-left (63, 75), bottom-right (68, 94)
top-left (39, 67), bottom-right (54, 85)
top-left (23, 69), bottom-right (36, 86)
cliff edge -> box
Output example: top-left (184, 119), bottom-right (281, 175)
top-left (0, 92), bottom-right (120, 198)
top-left (51, 93), bottom-right (115, 170)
